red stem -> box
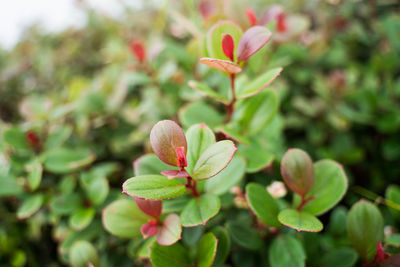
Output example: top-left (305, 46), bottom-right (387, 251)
top-left (183, 168), bottom-right (199, 197)
top-left (297, 195), bottom-right (315, 211)
top-left (226, 73), bottom-right (236, 123)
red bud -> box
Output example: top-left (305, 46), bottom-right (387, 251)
top-left (221, 34), bottom-right (235, 62)
top-left (26, 131), bottom-right (41, 151)
top-left (276, 13), bottom-right (288, 33)
top-left (373, 242), bottom-right (390, 264)
top-left (140, 220), bottom-right (158, 239)
top-left (246, 8), bottom-right (258, 26)
top-left (175, 146), bottom-right (187, 168)
top-left (130, 40), bottom-right (146, 63)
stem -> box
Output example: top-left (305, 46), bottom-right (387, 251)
top-left (297, 195), bottom-right (315, 211)
top-left (226, 73), bottom-right (236, 123)
top-left (184, 168), bottom-right (199, 197)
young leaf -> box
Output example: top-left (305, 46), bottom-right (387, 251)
top-left (186, 123), bottom-right (216, 174)
top-left (134, 154), bottom-right (172, 176)
top-left (246, 183), bottom-right (280, 227)
top-left (122, 175), bottom-right (186, 200)
top-left (199, 58), bottom-right (242, 74)
top-left (161, 169), bottom-right (190, 179)
top-left (294, 160), bottom-right (348, 215)
top-left (135, 197), bottom-right (162, 219)
top-left (102, 199), bottom-right (150, 238)
top-left (226, 221), bottom-right (263, 250)
top-left (280, 148), bottom-right (314, 197)
top-left (141, 221), bottom-right (159, 239)
top-left (150, 120), bottom-right (187, 167)
top-left (221, 34), bottom-right (234, 61)
top-left (347, 200), bottom-right (384, 261)
top-left (278, 209), bottom-right (323, 232)
top-left (269, 235), bottom-right (306, 267)
top-left (237, 26), bottom-right (272, 62)
top-left (181, 194), bottom-right (220, 227)
top-left (197, 232), bottom-right (218, 267)
top-left (17, 194), bottom-right (44, 219)
top-left (157, 214), bottom-right (182, 246)
top-left (246, 8), bottom-right (258, 26)
top-left (236, 67), bottom-right (282, 99)
top-left (150, 242), bottom-right (191, 267)
top-left (69, 208), bottom-right (95, 231)
top-left (188, 80), bottom-right (229, 104)
top-left (69, 240), bottom-right (99, 267)
top-left (192, 140), bottom-right (237, 180)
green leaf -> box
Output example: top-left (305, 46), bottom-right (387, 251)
top-left (205, 156), bottom-right (246, 195)
top-left (318, 248), bottom-right (358, 267)
top-left (206, 20), bottom-right (242, 61)
top-left (17, 194), bottom-right (44, 219)
top-left (50, 193), bottom-right (81, 215)
top-left (3, 127), bottom-right (29, 150)
top-left (157, 214), bottom-right (182, 246)
top-left (186, 124), bottom-right (216, 174)
top-left (69, 208), bottom-right (95, 231)
top-left (69, 240), bottom-right (99, 267)
top-left (216, 125), bottom-right (250, 145)
top-left (179, 102), bottom-right (224, 129)
top-left (102, 199), bottom-right (150, 238)
top-left (328, 206), bottom-right (348, 235)
top-left (150, 120), bottom-right (187, 167)
top-left (188, 81), bottom-right (229, 104)
top-left (236, 68), bottom-right (282, 99)
top-left (122, 175), bottom-right (186, 200)
top-left (278, 209), bottom-right (323, 232)
top-left (237, 26), bottom-right (272, 63)
top-left (246, 183), bottom-right (280, 227)
top-left (87, 177), bottom-right (109, 205)
top-left (181, 194), bottom-right (220, 227)
top-left (226, 221), bottom-right (263, 250)
top-left (134, 154), bottom-right (172, 176)
top-left (347, 200), bottom-right (384, 260)
top-left (199, 58), bottom-right (242, 74)
top-left (386, 184), bottom-right (400, 218)
top-left (385, 234), bottom-right (400, 247)
top-left (269, 235), bottom-right (306, 267)
top-left (44, 147), bottom-right (95, 174)
top-left (238, 140), bottom-right (274, 173)
top-left (294, 160), bottom-right (348, 215)
top-left (150, 242), bottom-right (192, 267)
top-left (197, 233), bottom-right (218, 267)
top-left (192, 140), bottom-right (237, 180)
top-left (26, 160), bottom-right (42, 191)
top-left (211, 227), bottom-right (230, 267)
top-left (44, 126), bottom-right (72, 150)
top-left (0, 172), bottom-right (23, 196)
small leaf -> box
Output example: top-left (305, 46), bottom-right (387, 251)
top-left (211, 227), bottom-right (230, 266)
top-left (150, 120), bottom-right (187, 167)
top-left (226, 221), bottom-right (263, 250)
top-left (192, 140), bottom-right (237, 180)
top-left (246, 183), bottom-right (280, 227)
top-left (69, 240), bottom-right (99, 267)
top-left (134, 154), bottom-right (172, 176)
top-left (141, 221), bottom-right (159, 238)
top-left (197, 233), bottom-right (218, 267)
top-left (3, 127), bottom-right (29, 150)
top-left (123, 175), bottom-right (186, 200)
top-left (69, 208), bottom-right (95, 231)
top-left (386, 185), bottom-right (400, 218)
top-left (135, 197), bottom-right (162, 219)
top-left (188, 80), bottom-right (229, 104)
top-left (150, 242), bottom-right (191, 267)
top-left (246, 8), bottom-right (258, 26)
top-left (205, 156), bottom-right (246, 196)
top-left (161, 169), bottom-right (190, 179)
top-left (269, 235), bottom-right (306, 267)
top-left (200, 58), bottom-right (242, 74)
top-left (102, 199), bottom-right (150, 238)
top-left (86, 177), bottom-right (109, 206)
top-left (347, 200), bottom-right (384, 260)
top-left (385, 233), bottom-right (400, 247)
top-left (26, 160), bottom-right (42, 191)
top-left (237, 26), bottom-right (272, 62)
top-left (181, 194), bottom-right (220, 227)
top-left (17, 194), bottom-right (44, 219)
top-left (221, 34), bottom-right (234, 61)
top-left (281, 148), bottom-right (314, 197)
top-left (186, 123), bottom-right (216, 174)
top-left (157, 214), bottom-right (182, 246)
top-left (44, 147), bottom-right (95, 174)
top-left (236, 67), bottom-right (282, 99)
top-left (278, 209), bottom-right (323, 232)
top-left (50, 193), bottom-right (81, 215)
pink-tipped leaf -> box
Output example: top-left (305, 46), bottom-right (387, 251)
top-left (134, 197), bottom-right (162, 219)
top-left (237, 26), bottom-right (272, 62)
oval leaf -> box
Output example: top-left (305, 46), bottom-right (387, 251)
top-left (237, 26), bottom-right (272, 62)
top-left (157, 213), bottom-right (182, 246)
top-left (192, 140), bottom-right (237, 180)
top-left (246, 183), bottom-right (281, 227)
top-left (211, 227), bottom-right (231, 266)
top-left (134, 154), bottom-right (172, 176)
top-left (44, 147), bottom-right (95, 174)
top-left (17, 194), bottom-right (44, 219)
top-left (69, 208), bottom-right (95, 231)
top-left (150, 120), bottom-right (187, 167)
top-left (269, 234), bottom-right (306, 267)
top-left (278, 209), bottom-right (323, 232)
top-left (135, 197), bottom-right (162, 219)
top-left (181, 194), bottom-right (220, 227)
top-left (69, 240), bottom-right (99, 267)
top-left (123, 175), bottom-right (186, 200)
top-left (188, 80), bottom-right (229, 104)
top-left (226, 221), bottom-right (263, 250)
top-left (150, 242), bottom-right (191, 267)
top-left (197, 232), bottom-right (218, 267)
top-left (200, 58), bottom-right (242, 74)
top-left (236, 67), bottom-right (282, 99)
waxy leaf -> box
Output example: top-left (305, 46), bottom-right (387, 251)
top-left (226, 221), bottom-right (263, 250)
top-left (179, 102), bottom-right (224, 129)
top-left (150, 242), bottom-right (191, 267)
top-left (26, 160), bottom-right (42, 191)
top-left (197, 232), bottom-right (218, 267)
top-left (188, 80), bottom-right (229, 104)
top-left (237, 26), bottom-right (272, 62)
top-left (318, 248), bottom-right (357, 267)
top-left (44, 147), bottom-right (95, 174)
top-left (200, 58), bottom-right (242, 74)
top-left (134, 154), bottom-right (172, 176)
top-left (236, 67), bottom-right (282, 99)
top-left (294, 160), bottom-right (348, 215)
top-left (278, 209), bottom-right (323, 232)
top-left (17, 194), bottom-right (44, 219)
top-left (102, 199), bottom-right (150, 238)
top-left (269, 234), bottom-right (306, 267)
top-left (161, 169), bottom-right (190, 179)
top-left (150, 120), bottom-right (187, 167)
top-left (238, 140), bottom-right (274, 173)
top-left (281, 148), bottom-right (314, 197)
top-left (181, 194), bottom-right (220, 227)
top-left (186, 123), bottom-right (216, 174)
top-left (246, 183), bottom-right (280, 227)
top-left (221, 34), bottom-right (234, 61)
top-left (123, 175), bottom-right (186, 200)
top-left (157, 213), bottom-right (182, 246)
top-left (135, 197), bottom-right (162, 219)
top-left (192, 140), bottom-right (237, 180)
top-left (141, 221), bottom-right (159, 238)
top-left (69, 240), bottom-right (99, 267)
top-left (347, 200), bottom-right (384, 260)
top-left (69, 208), bottom-right (95, 231)
top-left (211, 227), bottom-right (231, 266)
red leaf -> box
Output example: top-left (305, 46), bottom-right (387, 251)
top-left (199, 58), bottom-right (242, 73)
top-left (221, 34), bottom-right (235, 62)
top-left (135, 197), bottom-right (162, 219)
top-left (276, 13), bottom-right (288, 33)
top-left (160, 170), bottom-right (190, 180)
top-left (140, 221), bottom-right (158, 239)
top-left (237, 26), bottom-right (272, 63)
top-left (246, 8), bottom-right (258, 26)
top-left (373, 242), bottom-right (390, 264)
top-left (130, 40), bottom-right (146, 63)
top-left (175, 146), bottom-right (187, 168)
top-left (150, 120), bottom-right (187, 167)
top-left (259, 5), bottom-right (284, 25)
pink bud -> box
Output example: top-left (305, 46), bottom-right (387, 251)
top-left (175, 146), bottom-right (187, 168)
top-left (221, 34), bottom-right (235, 62)
top-left (246, 8), bottom-right (258, 26)
top-left (130, 40), bottom-right (146, 63)
top-left (276, 13), bottom-right (288, 33)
